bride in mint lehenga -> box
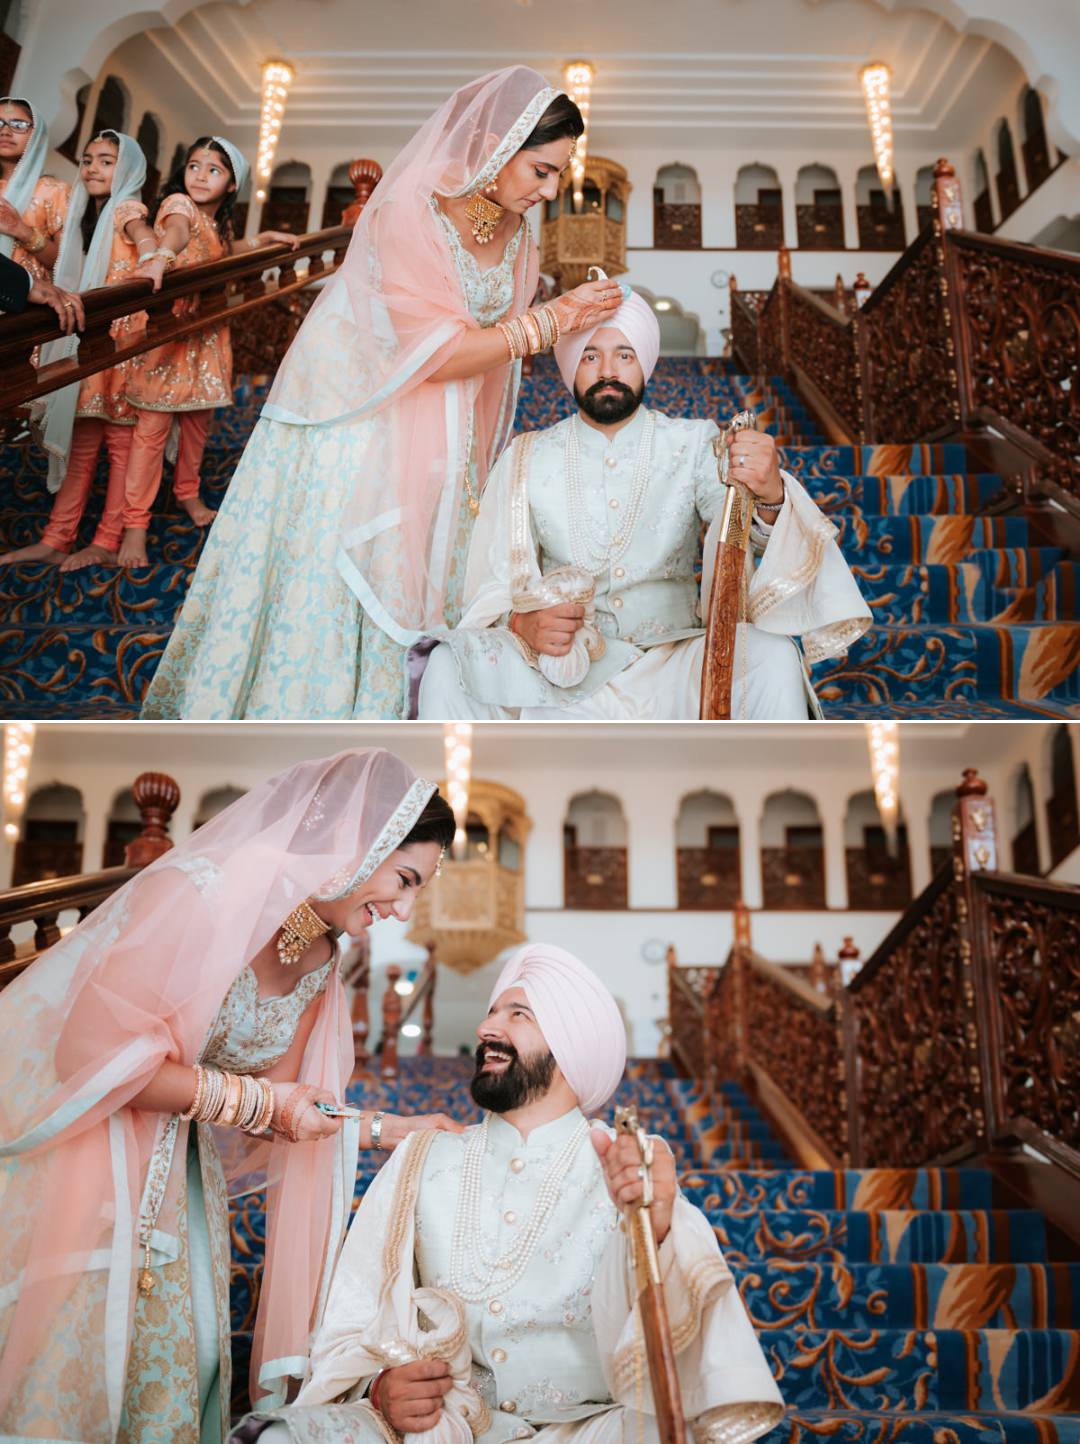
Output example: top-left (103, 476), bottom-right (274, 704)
top-left (0, 749), bottom-right (462, 1443)
top-left (141, 66), bottom-right (624, 719)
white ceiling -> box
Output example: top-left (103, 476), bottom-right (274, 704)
top-left (127, 0), bottom-right (1025, 155)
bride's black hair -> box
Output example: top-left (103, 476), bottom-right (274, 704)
top-left (152, 136), bottom-right (239, 244)
top-left (521, 94), bottom-right (585, 151)
top-left (403, 790), bottom-right (456, 852)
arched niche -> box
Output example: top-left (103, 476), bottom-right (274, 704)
top-left (322, 161), bottom-right (354, 228)
top-left (89, 73), bottom-right (127, 138)
top-left (653, 162), bottom-right (702, 249)
top-left (12, 783), bottom-right (86, 886)
top-left (928, 789), bottom-right (955, 876)
top-left (264, 159), bottom-right (311, 235)
top-left (102, 786), bottom-right (141, 868)
top-left (1011, 763), bottom-right (1039, 873)
top-left (843, 789), bottom-right (912, 910)
top-left (1046, 726), bottom-right (1079, 868)
top-left (1020, 84), bottom-right (1053, 190)
top-left (995, 117), bottom-right (1022, 221)
top-left (795, 164), bottom-right (843, 249)
top-left (563, 791), bottom-right (628, 910)
top-left (56, 81), bottom-right (90, 164)
top-left (675, 790), bottom-right (740, 910)
top-left (135, 110), bottom-right (162, 205)
top-left (735, 163), bottom-right (783, 250)
top-left (194, 785), bottom-right (246, 830)
top-left (855, 164), bottom-right (905, 250)
top-left (760, 789), bottom-right (825, 910)
top-left (973, 148), bottom-right (994, 231)
top-left (915, 164), bottom-right (937, 234)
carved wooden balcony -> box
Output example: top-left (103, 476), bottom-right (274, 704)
top-left (654, 202), bottom-right (702, 249)
top-left (796, 203), bottom-right (844, 250)
top-left (676, 846), bottom-right (741, 910)
top-left (563, 846), bottom-right (628, 910)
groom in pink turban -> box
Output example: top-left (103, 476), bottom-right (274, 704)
top-left (416, 281), bottom-right (869, 722)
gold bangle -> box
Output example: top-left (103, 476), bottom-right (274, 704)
top-left (496, 321), bottom-right (518, 362)
top-left (23, 227), bottom-right (47, 256)
top-left (179, 1064), bottom-right (205, 1121)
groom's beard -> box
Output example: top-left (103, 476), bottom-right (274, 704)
top-left (471, 1040), bottom-right (557, 1111)
top-left (575, 377), bottom-right (644, 425)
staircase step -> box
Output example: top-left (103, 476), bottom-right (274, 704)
top-left (832, 513), bottom-right (1031, 563)
top-left (761, 1410), bottom-right (1080, 1442)
top-left (679, 1168), bottom-right (995, 1211)
top-left (803, 472), bottom-right (1007, 516)
top-left (712, 1209), bottom-right (1047, 1264)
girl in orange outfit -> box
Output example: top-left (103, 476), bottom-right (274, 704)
top-left (0, 131), bottom-right (158, 571)
top-left (0, 97), bottom-right (67, 281)
top-left (120, 135), bottom-right (298, 567)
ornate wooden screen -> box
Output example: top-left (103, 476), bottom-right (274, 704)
top-left (564, 846), bottom-right (629, 910)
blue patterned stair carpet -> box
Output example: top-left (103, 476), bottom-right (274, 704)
top-left (226, 1055), bottom-right (1080, 1441)
top-left (2, 360), bottom-right (1077, 717)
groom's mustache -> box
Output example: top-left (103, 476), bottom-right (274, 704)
top-left (584, 379), bottom-right (634, 399)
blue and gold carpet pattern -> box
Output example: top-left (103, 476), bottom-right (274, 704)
top-left (226, 1056), bottom-right (1080, 1442)
top-left (2, 361), bottom-right (1077, 717)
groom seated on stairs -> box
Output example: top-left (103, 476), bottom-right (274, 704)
top-left (415, 290), bottom-right (870, 721)
top-left (232, 944), bottom-right (784, 1444)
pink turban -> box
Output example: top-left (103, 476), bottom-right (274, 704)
top-left (488, 943), bottom-right (627, 1116)
top-left (553, 288), bottom-right (661, 394)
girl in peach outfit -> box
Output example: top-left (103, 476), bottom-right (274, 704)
top-left (0, 131), bottom-right (159, 572)
top-left (121, 136), bottom-right (297, 567)
top-left (0, 97), bottom-right (67, 281)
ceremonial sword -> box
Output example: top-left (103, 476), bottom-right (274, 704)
top-left (699, 408), bottom-right (759, 720)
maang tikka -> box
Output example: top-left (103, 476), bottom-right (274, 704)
top-left (465, 181), bottom-right (504, 244)
top-left (277, 900), bottom-right (331, 967)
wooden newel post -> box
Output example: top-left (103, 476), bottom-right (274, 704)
top-left (809, 942), bottom-right (829, 994)
top-left (951, 768), bottom-right (997, 1150)
top-left (932, 157), bottom-right (964, 233)
top-left (776, 246), bottom-right (792, 371)
top-left (380, 965), bottom-right (402, 1081)
top-left (124, 772), bottom-right (180, 868)
top-left (837, 936), bottom-right (860, 982)
top-left (342, 159), bottom-right (383, 227)
top-left (833, 273), bottom-right (847, 315)
top-left (419, 941), bottom-right (437, 1057)
top-left (344, 934), bottom-right (372, 1071)
top-left (731, 900), bottom-right (750, 1074)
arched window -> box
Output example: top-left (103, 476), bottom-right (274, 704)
top-left (89, 75), bottom-right (127, 138)
top-left (915, 165), bottom-right (936, 234)
top-left (136, 112), bottom-right (162, 206)
top-left (795, 164), bottom-right (843, 249)
top-left (563, 792), bottom-right (628, 909)
top-left (1011, 764), bottom-right (1039, 873)
top-left (642, 290), bottom-right (701, 355)
top-left (996, 118), bottom-right (1021, 221)
top-left (56, 83), bottom-right (91, 164)
top-left (1020, 85), bottom-right (1052, 191)
top-left (1046, 726), bottom-right (1079, 868)
top-left (973, 149), bottom-right (993, 232)
top-left (675, 791), bottom-right (740, 910)
top-left (928, 790), bottom-right (954, 876)
top-left (760, 790), bottom-right (825, 910)
top-left (855, 165), bottom-right (905, 250)
top-left (653, 163), bottom-right (702, 249)
top-left (844, 790), bottom-right (911, 910)
top-left (103, 787), bottom-right (141, 868)
top-left (264, 160), bottom-right (311, 235)
top-left (322, 161), bottom-right (354, 228)
top-left (194, 786), bottom-right (246, 830)
top-left (735, 164), bottom-right (783, 250)
top-left (12, 784), bottom-right (86, 886)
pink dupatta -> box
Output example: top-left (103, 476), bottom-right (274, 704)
top-left (262, 66), bottom-right (552, 643)
top-left (0, 749), bottom-right (436, 1438)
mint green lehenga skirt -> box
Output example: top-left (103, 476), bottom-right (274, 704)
top-left (141, 416), bottom-right (474, 721)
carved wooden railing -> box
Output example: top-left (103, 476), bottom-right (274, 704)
top-left (0, 225), bottom-right (352, 413)
top-left (0, 768), bottom-right (180, 989)
top-left (563, 845), bottom-right (628, 910)
top-left (690, 768), bottom-right (1080, 1182)
top-left (732, 216), bottom-right (1080, 504)
top-left (375, 946), bottom-right (438, 1081)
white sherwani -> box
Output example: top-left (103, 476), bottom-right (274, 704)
top-left (416, 408), bottom-right (871, 721)
top-left (238, 1110), bottom-right (784, 1444)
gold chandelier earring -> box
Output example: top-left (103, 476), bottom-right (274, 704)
top-left (465, 181), bottom-right (504, 244)
top-left (277, 900), bottom-right (331, 967)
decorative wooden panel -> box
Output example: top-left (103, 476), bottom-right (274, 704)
top-left (844, 844), bottom-right (912, 911)
top-left (796, 203), bottom-right (844, 250)
top-left (654, 202), bottom-right (702, 249)
top-left (262, 192), bottom-right (309, 235)
top-left (564, 846), bottom-right (628, 910)
top-left (736, 200), bottom-right (784, 251)
top-left (761, 846), bottom-right (826, 910)
top-left (11, 839), bottom-right (83, 888)
top-left (676, 846), bottom-right (741, 910)
top-left (856, 197), bottom-right (906, 251)
top-left (232, 291), bottom-right (318, 376)
top-left (786, 284), bottom-right (862, 438)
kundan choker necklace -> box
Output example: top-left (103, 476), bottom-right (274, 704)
top-left (449, 1114), bottom-right (590, 1302)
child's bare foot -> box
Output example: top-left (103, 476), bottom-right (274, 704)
top-left (178, 496), bottom-right (217, 527)
top-left (0, 541), bottom-right (66, 565)
top-left (117, 529), bottom-right (150, 568)
top-left (60, 543), bottom-right (119, 573)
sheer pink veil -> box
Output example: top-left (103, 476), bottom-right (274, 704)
top-left (0, 748), bottom-right (436, 1435)
top-left (262, 66), bottom-right (552, 642)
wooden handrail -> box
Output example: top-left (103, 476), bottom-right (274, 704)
top-left (0, 224), bottom-right (352, 412)
top-left (744, 950), bottom-right (834, 1016)
top-left (377, 948), bottom-right (439, 1078)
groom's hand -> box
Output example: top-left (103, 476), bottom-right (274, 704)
top-left (591, 1125), bottom-right (677, 1245)
top-left (724, 429), bottom-right (784, 507)
top-left (511, 603), bottom-right (584, 657)
top-left (377, 1359), bottom-right (453, 1431)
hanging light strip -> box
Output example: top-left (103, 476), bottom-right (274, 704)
top-left (3, 723), bottom-right (35, 843)
top-left (255, 59), bottom-right (295, 202)
top-left (866, 722), bottom-right (900, 855)
top-left (443, 723), bottom-right (473, 859)
top-left (860, 61), bottom-right (894, 192)
top-left (563, 61), bottom-right (595, 212)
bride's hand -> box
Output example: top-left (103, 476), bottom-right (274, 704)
top-left (269, 1083), bottom-right (343, 1142)
top-left (377, 1112), bottom-right (466, 1150)
top-left (548, 278), bottom-right (625, 335)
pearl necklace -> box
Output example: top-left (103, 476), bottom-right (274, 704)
top-left (565, 411), bottom-right (656, 574)
top-left (449, 1114), bottom-right (590, 1303)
